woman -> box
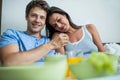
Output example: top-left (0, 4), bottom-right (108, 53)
top-left (46, 6), bottom-right (105, 57)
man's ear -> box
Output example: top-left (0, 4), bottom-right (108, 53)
top-left (25, 17), bottom-right (27, 20)
top-left (25, 16), bottom-right (28, 20)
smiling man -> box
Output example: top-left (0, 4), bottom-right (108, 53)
top-left (0, 0), bottom-right (69, 66)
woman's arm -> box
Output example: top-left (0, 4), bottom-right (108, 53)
top-left (52, 32), bottom-right (69, 54)
top-left (56, 47), bottom-right (65, 54)
top-left (86, 24), bottom-right (105, 52)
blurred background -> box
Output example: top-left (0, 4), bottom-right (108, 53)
top-left (0, 0), bottom-right (120, 43)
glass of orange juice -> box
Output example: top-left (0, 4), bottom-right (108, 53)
top-left (65, 50), bottom-right (83, 79)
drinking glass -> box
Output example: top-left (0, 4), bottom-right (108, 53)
top-left (65, 49), bottom-right (84, 79)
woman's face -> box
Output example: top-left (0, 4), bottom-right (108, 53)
top-left (48, 13), bottom-right (70, 32)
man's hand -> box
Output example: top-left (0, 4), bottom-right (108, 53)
top-left (49, 33), bottom-right (69, 49)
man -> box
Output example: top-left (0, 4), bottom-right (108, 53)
top-left (0, 0), bottom-right (69, 66)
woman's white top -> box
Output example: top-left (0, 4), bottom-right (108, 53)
top-left (65, 25), bottom-right (98, 58)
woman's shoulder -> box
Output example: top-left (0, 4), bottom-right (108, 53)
top-left (85, 24), bottom-right (97, 34)
top-left (86, 24), bottom-right (96, 29)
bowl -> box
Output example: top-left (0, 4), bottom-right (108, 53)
top-left (69, 52), bottom-right (118, 80)
top-left (0, 55), bottom-right (67, 80)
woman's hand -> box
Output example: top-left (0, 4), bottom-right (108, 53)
top-left (49, 33), bottom-right (69, 49)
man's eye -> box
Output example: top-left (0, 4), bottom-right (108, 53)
top-left (31, 14), bottom-right (37, 17)
top-left (40, 16), bottom-right (46, 20)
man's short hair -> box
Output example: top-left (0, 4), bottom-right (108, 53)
top-left (25, 0), bottom-right (49, 17)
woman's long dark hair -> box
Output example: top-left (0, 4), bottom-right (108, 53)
top-left (46, 6), bottom-right (80, 39)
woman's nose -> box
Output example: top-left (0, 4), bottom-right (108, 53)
top-left (56, 22), bottom-right (62, 28)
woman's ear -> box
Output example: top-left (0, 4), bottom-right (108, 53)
top-left (63, 14), bottom-right (67, 17)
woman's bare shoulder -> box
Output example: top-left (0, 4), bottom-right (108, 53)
top-left (86, 24), bottom-right (96, 29)
top-left (86, 24), bottom-right (97, 34)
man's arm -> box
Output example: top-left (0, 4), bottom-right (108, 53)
top-left (0, 42), bottom-right (53, 66)
top-left (0, 33), bottom-right (69, 66)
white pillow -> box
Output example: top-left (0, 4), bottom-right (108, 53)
top-left (104, 43), bottom-right (120, 56)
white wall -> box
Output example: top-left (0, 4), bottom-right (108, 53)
top-left (1, 0), bottom-right (120, 43)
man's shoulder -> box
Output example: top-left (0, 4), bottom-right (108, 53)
top-left (3, 29), bottom-right (23, 36)
top-left (3, 29), bottom-right (19, 34)
top-left (0, 29), bottom-right (22, 48)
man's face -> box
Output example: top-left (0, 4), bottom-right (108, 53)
top-left (26, 7), bottom-right (47, 34)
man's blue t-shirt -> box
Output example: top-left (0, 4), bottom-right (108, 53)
top-left (0, 29), bottom-right (55, 62)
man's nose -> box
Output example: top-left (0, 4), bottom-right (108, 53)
top-left (35, 17), bottom-right (41, 22)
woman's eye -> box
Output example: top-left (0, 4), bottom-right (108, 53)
top-left (53, 24), bottom-right (57, 28)
top-left (57, 18), bottom-right (61, 22)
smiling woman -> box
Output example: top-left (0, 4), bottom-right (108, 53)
top-left (46, 0), bottom-right (120, 43)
